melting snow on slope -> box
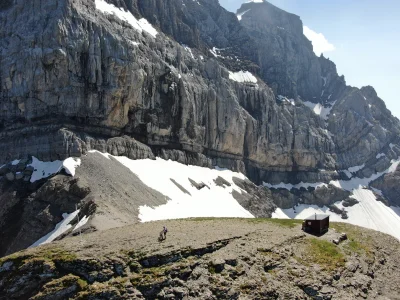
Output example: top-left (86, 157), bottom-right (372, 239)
top-left (228, 71), bottom-right (257, 83)
top-left (74, 215), bottom-right (90, 231)
top-left (95, 0), bottom-right (158, 38)
top-left (29, 157), bottom-right (81, 182)
top-left (338, 163), bottom-right (365, 179)
top-left (97, 154), bottom-right (255, 221)
top-left (270, 158), bottom-right (400, 240)
top-left (347, 164), bottom-right (365, 173)
top-left (301, 100), bottom-right (336, 120)
top-left (30, 210), bottom-right (80, 248)
top-left (237, 9), bottom-right (250, 21)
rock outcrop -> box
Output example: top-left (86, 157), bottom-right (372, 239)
top-left (0, 173), bottom-right (91, 256)
top-left (370, 164), bottom-right (400, 207)
top-left (271, 184), bottom-right (350, 209)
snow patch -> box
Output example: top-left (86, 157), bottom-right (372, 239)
top-left (103, 155), bottom-right (255, 221)
top-left (30, 210), bottom-right (80, 248)
top-left (209, 47), bottom-right (223, 58)
top-left (29, 157), bottom-right (81, 182)
top-left (277, 95), bottom-right (295, 106)
top-left (11, 159), bottom-right (20, 165)
top-left (228, 70), bottom-right (257, 83)
top-left (182, 45), bottom-right (194, 59)
top-left (74, 215), bottom-right (90, 231)
top-left (301, 100), bottom-right (336, 120)
top-left (347, 164), bottom-right (365, 173)
top-left (237, 9), bottom-right (250, 21)
top-left (95, 0), bottom-right (158, 38)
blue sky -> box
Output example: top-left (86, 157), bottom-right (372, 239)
top-left (219, 0), bottom-right (400, 118)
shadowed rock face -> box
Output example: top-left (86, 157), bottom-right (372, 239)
top-left (0, 174), bottom-right (91, 257)
top-left (270, 184), bottom-right (351, 209)
top-left (0, 0), bottom-right (399, 187)
top-left (370, 164), bottom-right (400, 207)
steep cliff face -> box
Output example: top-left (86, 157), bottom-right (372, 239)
top-left (1, 0), bottom-right (398, 185)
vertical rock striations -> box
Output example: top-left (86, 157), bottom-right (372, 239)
top-left (0, 0), bottom-right (398, 186)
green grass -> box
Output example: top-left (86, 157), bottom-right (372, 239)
top-left (305, 238), bottom-right (346, 271)
top-left (331, 222), bottom-right (373, 257)
top-left (0, 247), bottom-right (76, 267)
top-left (248, 218), bottom-right (302, 228)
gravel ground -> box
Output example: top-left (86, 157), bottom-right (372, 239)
top-left (75, 152), bottom-right (168, 230)
top-left (57, 218), bottom-right (303, 259)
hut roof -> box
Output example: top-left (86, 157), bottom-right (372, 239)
top-left (304, 214), bottom-right (329, 221)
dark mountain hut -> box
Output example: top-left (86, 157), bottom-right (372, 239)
top-left (302, 214), bottom-right (329, 235)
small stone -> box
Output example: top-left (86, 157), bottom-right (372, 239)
top-left (15, 172), bottom-right (23, 180)
top-left (210, 259), bottom-right (225, 273)
top-left (333, 274), bottom-right (340, 281)
top-left (332, 239), bottom-right (339, 245)
top-left (173, 287), bottom-right (187, 297)
top-left (346, 262), bottom-right (359, 273)
top-left (225, 258), bottom-right (238, 267)
top-left (5, 172), bottom-right (15, 181)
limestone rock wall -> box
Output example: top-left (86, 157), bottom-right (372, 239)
top-left (0, 0), bottom-right (399, 186)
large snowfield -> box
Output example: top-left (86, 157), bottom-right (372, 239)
top-left (27, 152), bottom-right (400, 246)
top-left (104, 153), bottom-right (255, 221)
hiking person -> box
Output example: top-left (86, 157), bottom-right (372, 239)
top-left (162, 226), bottom-right (168, 239)
top-left (158, 226), bottom-right (168, 241)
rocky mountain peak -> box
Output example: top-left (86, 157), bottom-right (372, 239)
top-left (237, 0), bottom-right (305, 38)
